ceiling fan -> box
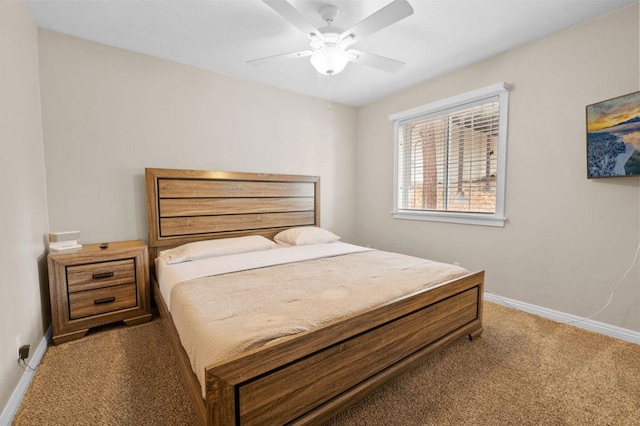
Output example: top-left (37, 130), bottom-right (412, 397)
top-left (248, 0), bottom-right (414, 76)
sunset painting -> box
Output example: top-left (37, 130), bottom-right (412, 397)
top-left (586, 91), bottom-right (640, 178)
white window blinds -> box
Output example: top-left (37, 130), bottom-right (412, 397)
top-left (391, 83), bottom-right (509, 227)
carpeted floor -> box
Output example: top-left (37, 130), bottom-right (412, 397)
top-left (13, 318), bottom-right (197, 426)
top-left (13, 302), bottom-right (640, 425)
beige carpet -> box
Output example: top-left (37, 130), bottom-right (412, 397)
top-left (13, 303), bottom-right (640, 425)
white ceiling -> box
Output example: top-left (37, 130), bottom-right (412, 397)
top-left (25, 0), bottom-right (636, 106)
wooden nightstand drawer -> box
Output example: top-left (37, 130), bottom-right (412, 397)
top-left (69, 283), bottom-right (137, 319)
top-left (67, 259), bottom-right (135, 293)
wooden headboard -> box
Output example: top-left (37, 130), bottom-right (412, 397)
top-left (145, 168), bottom-right (320, 259)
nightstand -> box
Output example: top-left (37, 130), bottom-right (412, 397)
top-left (47, 240), bottom-right (152, 344)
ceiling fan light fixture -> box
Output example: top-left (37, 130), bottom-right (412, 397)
top-left (254, 0), bottom-right (414, 76)
top-left (310, 46), bottom-right (350, 76)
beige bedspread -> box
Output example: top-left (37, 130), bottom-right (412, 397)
top-left (169, 249), bottom-right (468, 397)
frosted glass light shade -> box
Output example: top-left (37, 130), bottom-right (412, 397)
top-left (310, 47), bottom-right (350, 76)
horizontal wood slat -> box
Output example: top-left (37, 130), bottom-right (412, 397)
top-left (158, 179), bottom-right (315, 198)
top-left (159, 197), bottom-right (314, 217)
top-left (160, 211), bottom-right (315, 237)
top-left (238, 288), bottom-right (478, 425)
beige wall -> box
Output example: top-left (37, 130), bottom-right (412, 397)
top-left (0, 1), bottom-right (49, 412)
top-left (356, 4), bottom-right (640, 331)
top-left (37, 30), bottom-right (358, 245)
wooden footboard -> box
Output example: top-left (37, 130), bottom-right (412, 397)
top-left (155, 270), bottom-right (483, 426)
top-left (208, 272), bottom-right (483, 425)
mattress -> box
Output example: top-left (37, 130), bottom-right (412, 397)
top-left (155, 242), bottom-right (469, 397)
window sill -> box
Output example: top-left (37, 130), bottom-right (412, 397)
top-left (392, 210), bottom-right (506, 227)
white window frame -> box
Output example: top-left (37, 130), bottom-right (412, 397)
top-left (390, 82), bottom-right (509, 227)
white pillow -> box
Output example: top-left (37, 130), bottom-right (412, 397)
top-left (274, 226), bottom-right (340, 246)
top-left (160, 235), bottom-right (275, 264)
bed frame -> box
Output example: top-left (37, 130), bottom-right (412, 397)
top-left (145, 167), bottom-right (484, 425)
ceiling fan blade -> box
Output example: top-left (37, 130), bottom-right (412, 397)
top-left (247, 50), bottom-right (313, 66)
top-left (347, 49), bottom-right (405, 73)
top-left (263, 0), bottom-right (324, 40)
top-left (340, 0), bottom-right (414, 45)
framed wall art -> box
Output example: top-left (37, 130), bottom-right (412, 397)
top-left (586, 90), bottom-right (640, 178)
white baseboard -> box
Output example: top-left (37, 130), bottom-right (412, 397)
top-left (484, 292), bottom-right (640, 345)
top-left (0, 325), bottom-right (52, 426)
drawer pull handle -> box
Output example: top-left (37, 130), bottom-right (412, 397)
top-left (92, 272), bottom-right (114, 280)
top-left (94, 297), bottom-right (116, 305)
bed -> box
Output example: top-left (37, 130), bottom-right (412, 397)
top-left (145, 167), bottom-right (484, 425)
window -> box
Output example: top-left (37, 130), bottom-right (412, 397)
top-left (390, 82), bottom-right (509, 227)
